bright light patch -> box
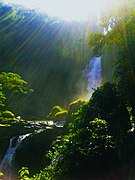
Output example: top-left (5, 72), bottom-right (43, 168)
top-left (2, 0), bottom-right (116, 21)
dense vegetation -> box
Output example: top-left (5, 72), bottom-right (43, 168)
top-left (1, 0), bottom-right (135, 179)
top-left (21, 83), bottom-right (133, 179)
top-left (17, 1), bottom-right (135, 179)
top-left (0, 72), bottom-right (30, 121)
top-left (0, 1), bottom-right (100, 119)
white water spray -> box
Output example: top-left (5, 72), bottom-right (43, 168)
top-left (85, 56), bottom-right (102, 92)
top-left (0, 122), bottom-right (52, 180)
top-left (0, 133), bottom-right (31, 173)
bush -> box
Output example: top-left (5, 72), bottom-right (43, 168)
top-left (47, 106), bottom-right (65, 119)
top-left (54, 110), bottom-right (68, 121)
top-left (24, 83), bottom-right (133, 179)
top-left (2, 110), bottom-right (15, 118)
top-left (68, 99), bottom-right (86, 115)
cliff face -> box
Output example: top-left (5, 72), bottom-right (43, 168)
top-left (14, 127), bottom-right (63, 175)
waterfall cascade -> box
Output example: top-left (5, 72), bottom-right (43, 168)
top-left (0, 122), bottom-right (51, 179)
top-left (0, 133), bottom-right (31, 178)
top-left (85, 56), bottom-right (102, 92)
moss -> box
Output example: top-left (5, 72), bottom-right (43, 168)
top-left (47, 99), bottom-right (86, 123)
top-left (68, 99), bottom-right (86, 115)
top-left (0, 171), bottom-right (4, 178)
top-left (2, 110), bottom-right (15, 118)
top-left (54, 110), bottom-right (68, 121)
top-left (47, 106), bottom-right (66, 119)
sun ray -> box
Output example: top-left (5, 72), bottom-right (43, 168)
top-left (2, 0), bottom-right (115, 21)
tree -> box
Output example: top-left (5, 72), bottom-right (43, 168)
top-left (31, 118), bottom-right (115, 180)
top-left (74, 82), bottom-right (131, 138)
top-left (89, 0), bottom-right (135, 114)
top-left (0, 85), bottom-right (6, 110)
top-left (0, 72), bottom-right (31, 114)
top-left (0, 72), bottom-right (28, 95)
top-left (30, 82), bottom-right (131, 180)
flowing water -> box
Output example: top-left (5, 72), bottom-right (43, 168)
top-left (0, 134), bottom-right (31, 179)
top-left (0, 121), bottom-right (52, 179)
top-left (84, 56), bottom-right (102, 98)
top-left (0, 57), bottom-right (102, 179)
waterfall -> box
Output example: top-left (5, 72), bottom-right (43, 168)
top-left (84, 56), bottom-right (102, 93)
top-left (0, 133), bottom-right (31, 179)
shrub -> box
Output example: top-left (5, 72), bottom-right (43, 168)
top-left (47, 106), bottom-right (65, 119)
top-left (2, 110), bottom-right (15, 118)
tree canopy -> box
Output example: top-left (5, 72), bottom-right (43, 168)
top-left (0, 72), bottom-right (30, 115)
top-left (89, 0), bottom-right (135, 114)
top-left (1, 1), bottom-right (135, 179)
top-left (27, 1), bottom-right (135, 179)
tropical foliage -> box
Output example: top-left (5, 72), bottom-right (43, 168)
top-left (90, 0), bottom-right (135, 114)
top-left (0, 72), bottom-right (30, 119)
top-left (0, 2), bottom-right (97, 119)
top-left (18, 82), bottom-right (134, 179)
top-left (22, 1), bottom-right (135, 179)
top-left (1, 0), bottom-right (135, 179)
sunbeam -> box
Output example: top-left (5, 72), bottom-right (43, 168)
top-left (2, 0), bottom-right (117, 21)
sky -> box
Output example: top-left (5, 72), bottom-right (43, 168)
top-left (2, 0), bottom-right (117, 21)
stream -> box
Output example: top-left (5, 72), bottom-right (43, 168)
top-left (0, 120), bottom-right (60, 180)
top-left (0, 134), bottom-right (31, 180)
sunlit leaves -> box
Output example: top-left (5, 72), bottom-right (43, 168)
top-left (20, 82), bottom-right (132, 179)
top-left (0, 88), bottom-right (6, 109)
top-left (89, 32), bottom-right (104, 56)
top-left (0, 72), bottom-right (28, 94)
top-left (89, 0), bottom-right (135, 113)
top-left (0, 171), bottom-right (4, 179)
top-left (90, 1), bottom-right (135, 52)
top-left (0, 72), bottom-right (31, 114)
top-left (18, 167), bottom-right (31, 180)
